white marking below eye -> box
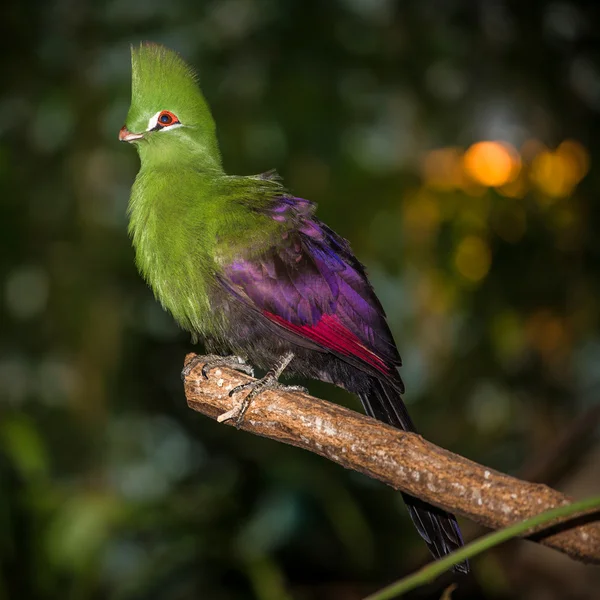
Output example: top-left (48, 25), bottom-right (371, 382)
top-left (147, 111), bottom-right (161, 130)
top-left (146, 111), bottom-right (183, 133)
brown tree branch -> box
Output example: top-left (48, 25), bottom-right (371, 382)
top-left (183, 354), bottom-right (600, 564)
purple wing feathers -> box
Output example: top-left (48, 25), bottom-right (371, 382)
top-left (224, 195), bottom-right (401, 376)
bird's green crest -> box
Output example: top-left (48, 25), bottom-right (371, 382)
top-left (125, 43), bottom-right (221, 169)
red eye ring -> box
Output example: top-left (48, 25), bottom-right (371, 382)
top-left (157, 110), bottom-right (179, 127)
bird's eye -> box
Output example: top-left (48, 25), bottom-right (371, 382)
top-left (157, 111), bottom-right (179, 126)
top-left (147, 110), bottom-right (181, 133)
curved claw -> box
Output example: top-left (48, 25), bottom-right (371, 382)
top-left (202, 358), bottom-right (254, 380)
top-left (228, 381), bottom-right (308, 398)
top-left (182, 354), bottom-right (254, 382)
top-left (225, 380), bottom-right (308, 428)
top-left (181, 355), bottom-right (203, 381)
top-left (218, 352), bottom-right (297, 428)
top-left (229, 380), bottom-right (256, 398)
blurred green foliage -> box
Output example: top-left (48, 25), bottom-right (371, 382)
top-left (1, 1), bottom-right (599, 598)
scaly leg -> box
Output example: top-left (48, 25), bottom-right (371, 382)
top-left (181, 354), bottom-right (254, 382)
top-left (218, 352), bottom-right (307, 427)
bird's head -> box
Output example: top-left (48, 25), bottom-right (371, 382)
top-left (120, 43), bottom-right (222, 170)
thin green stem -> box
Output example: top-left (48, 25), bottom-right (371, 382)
top-left (364, 495), bottom-right (600, 600)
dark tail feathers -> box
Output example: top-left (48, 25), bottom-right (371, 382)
top-left (359, 377), bottom-right (469, 574)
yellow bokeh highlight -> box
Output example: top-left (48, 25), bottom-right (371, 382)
top-left (530, 140), bottom-right (589, 199)
top-left (463, 141), bottom-right (521, 187)
top-left (530, 152), bottom-right (571, 198)
top-left (558, 139), bottom-right (589, 182)
top-left (454, 235), bottom-right (492, 282)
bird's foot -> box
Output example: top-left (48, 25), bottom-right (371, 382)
top-left (181, 354), bottom-right (254, 382)
top-left (217, 352), bottom-right (306, 428)
top-left (219, 379), bottom-right (308, 428)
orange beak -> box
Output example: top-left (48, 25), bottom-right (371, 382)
top-left (119, 126), bottom-right (144, 142)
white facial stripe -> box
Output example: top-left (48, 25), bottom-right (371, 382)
top-left (159, 123), bottom-right (184, 132)
top-left (146, 111), bottom-right (184, 133)
top-left (147, 111), bottom-right (161, 131)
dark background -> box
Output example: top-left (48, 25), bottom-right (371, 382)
top-left (1, 1), bottom-right (599, 598)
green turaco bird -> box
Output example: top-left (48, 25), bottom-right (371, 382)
top-left (120, 42), bottom-right (468, 572)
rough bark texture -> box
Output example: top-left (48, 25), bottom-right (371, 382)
top-left (183, 354), bottom-right (600, 564)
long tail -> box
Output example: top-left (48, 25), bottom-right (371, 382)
top-left (358, 377), bottom-right (469, 574)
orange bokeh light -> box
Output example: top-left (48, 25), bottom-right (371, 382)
top-left (463, 141), bottom-right (521, 188)
top-left (420, 139), bottom-right (588, 200)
